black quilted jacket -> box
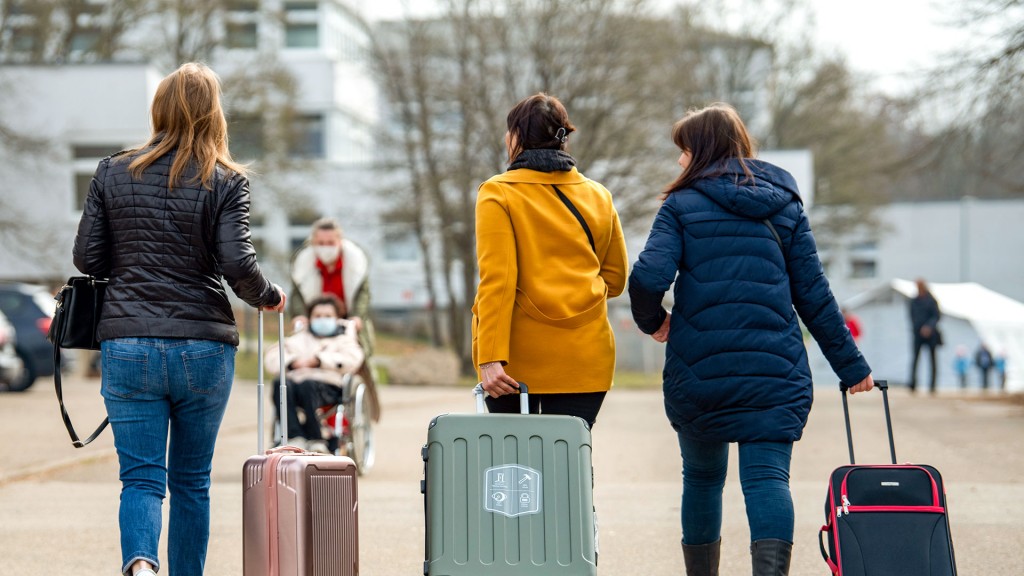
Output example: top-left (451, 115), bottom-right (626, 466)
top-left (73, 147), bottom-right (281, 346)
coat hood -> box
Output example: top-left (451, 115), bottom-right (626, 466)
top-left (691, 158), bottom-right (801, 219)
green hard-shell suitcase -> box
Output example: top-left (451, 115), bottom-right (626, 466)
top-left (421, 383), bottom-right (598, 575)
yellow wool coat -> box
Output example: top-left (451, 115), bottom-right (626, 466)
top-left (472, 167), bottom-right (629, 394)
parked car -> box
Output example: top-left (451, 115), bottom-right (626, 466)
top-left (0, 282), bottom-right (57, 392)
top-left (0, 309), bottom-right (25, 390)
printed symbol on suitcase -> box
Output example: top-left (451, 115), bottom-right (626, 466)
top-left (484, 464), bottom-right (542, 517)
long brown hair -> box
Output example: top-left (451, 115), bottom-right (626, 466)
top-left (506, 93), bottom-right (576, 161)
top-left (127, 62), bottom-right (245, 189)
top-left (663, 103), bottom-right (756, 196)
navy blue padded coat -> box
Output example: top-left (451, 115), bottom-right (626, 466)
top-left (629, 159), bottom-right (870, 442)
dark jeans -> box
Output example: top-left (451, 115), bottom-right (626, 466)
top-left (677, 437), bottom-right (794, 545)
top-left (484, 391), bottom-right (607, 428)
top-left (910, 337), bottom-right (938, 393)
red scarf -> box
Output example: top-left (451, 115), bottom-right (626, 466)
top-left (315, 254), bottom-right (346, 306)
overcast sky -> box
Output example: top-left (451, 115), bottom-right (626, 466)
top-left (355, 0), bottom-right (969, 95)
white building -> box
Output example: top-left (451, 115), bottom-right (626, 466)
top-left (819, 199), bottom-right (1024, 304)
top-left (0, 1), bottom-right (436, 311)
top-left (0, 64), bottom-right (160, 279)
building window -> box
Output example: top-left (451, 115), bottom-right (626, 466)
top-left (849, 240), bottom-right (878, 251)
top-left (850, 259), bottom-right (877, 279)
top-left (70, 27), bottom-right (101, 53)
top-left (226, 22), bottom-right (258, 49)
top-left (288, 114), bottom-right (325, 159)
top-left (229, 114), bottom-right (264, 160)
top-left (72, 143), bottom-right (124, 211)
top-left (283, 1), bottom-right (318, 48)
top-left (7, 1), bottom-right (31, 16)
top-left (73, 144), bottom-right (122, 159)
top-left (81, 2), bottom-right (106, 16)
top-left (10, 27), bottom-right (36, 52)
top-left (285, 1), bottom-right (319, 10)
top-left (74, 173), bottom-right (93, 210)
top-left (226, 0), bottom-right (259, 12)
top-left (384, 228), bottom-right (421, 262)
top-left (285, 23), bottom-right (318, 48)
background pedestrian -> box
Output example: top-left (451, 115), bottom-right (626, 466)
top-left (909, 278), bottom-right (942, 393)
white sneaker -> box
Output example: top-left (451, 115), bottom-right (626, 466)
top-left (134, 569), bottom-right (158, 576)
top-left (306, 440), bottom-right (329, 454)
top-left (286, 437), bottom-right (307, 450)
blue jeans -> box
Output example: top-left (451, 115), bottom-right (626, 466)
top-left (677, 435), bottom-right (794, 545)
top-left (101, 338), bottom-right (236, 576)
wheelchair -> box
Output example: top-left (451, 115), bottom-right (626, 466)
top-left (271, 361), bottom-right (380, 476)
top-left (316, 362), bottom-right (379, 475)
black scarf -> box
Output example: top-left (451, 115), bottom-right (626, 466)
top-left (508, 149), bottom-right (577, 173)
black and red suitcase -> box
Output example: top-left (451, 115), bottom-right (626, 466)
top-left (819, 380), bottom-right (957, 576)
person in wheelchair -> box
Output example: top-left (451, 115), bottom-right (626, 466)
top-left (263, 294), bottom-right (364, 454)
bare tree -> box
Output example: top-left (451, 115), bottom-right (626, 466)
top-left (907, 0), bottom-right (1024, 200)
top-left (143, 0), bottom-right (226, 69)
top-left (372, 0), bottom-right (708, 371)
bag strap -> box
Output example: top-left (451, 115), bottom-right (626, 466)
top-left (763, 218), bottom-right (784, 253)
top-left (552, 184), bottom-right (596, 254)
top-left (54, 344), bottom-right (108, 448)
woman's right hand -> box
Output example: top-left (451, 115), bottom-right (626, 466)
top-left (263, 285), bottom-right (287, 312)
top-left (652, 313), bottom-right (671, 343)
top-left (480, 361), bottom-right (519, 398)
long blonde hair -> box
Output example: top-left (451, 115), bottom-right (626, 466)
top-left (128, 62), bottom-right (246, 189)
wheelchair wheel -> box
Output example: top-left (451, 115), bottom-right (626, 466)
top-left (348, 377), bottom-right (375, 475)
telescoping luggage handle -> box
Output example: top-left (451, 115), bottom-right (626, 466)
top-left (840, 379), bottom-right (897, 465)
top-left (257, 310), bottom-right (288, 454)
top-left (473, 382), bottom-right (529, 414)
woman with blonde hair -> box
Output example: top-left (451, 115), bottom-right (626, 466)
top-left (73, 62), bottom-right (286, 576)
top-left (629, 103), bottom-right (873, 575)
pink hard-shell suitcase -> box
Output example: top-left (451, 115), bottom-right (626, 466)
top-left (242, 311), bottom-right (359, 576)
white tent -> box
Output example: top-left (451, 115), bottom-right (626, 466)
top-left (807, 279), bottom-right (1024, 392)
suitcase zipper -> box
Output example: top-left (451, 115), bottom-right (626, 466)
top-left (844, 505), bottom-right (945, 514)
top-left (839, 465), bottom-right (941, 509)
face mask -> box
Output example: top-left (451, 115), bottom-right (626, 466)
top-left (313, 244), bottom-right (341, 264)
top-left (309, 317), bottom-right (338, 337)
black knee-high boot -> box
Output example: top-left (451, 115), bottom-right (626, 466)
top-left (682, 538), bottom-right (720, 576)
top-left (750, 539), bottom-right (791, 576)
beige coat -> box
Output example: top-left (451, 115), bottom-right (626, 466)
top-left (263, 319), bottom-right (364, 387)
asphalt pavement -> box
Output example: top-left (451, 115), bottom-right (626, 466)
top-left (1, 375), bottom-right (1022, 575)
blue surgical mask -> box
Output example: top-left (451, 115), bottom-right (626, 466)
top-left (309, 317), bottom-right (338, 337)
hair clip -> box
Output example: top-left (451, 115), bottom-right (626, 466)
top-left (555, 127), bottom-right (568, 143)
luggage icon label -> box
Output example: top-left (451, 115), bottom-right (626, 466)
top-left (484, 465), bottom-right (542, 517)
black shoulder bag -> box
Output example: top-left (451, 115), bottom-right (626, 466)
top-left (47, 276), bottom-right (109, 447)
top-left (552, 185), bottom-right (596, 254)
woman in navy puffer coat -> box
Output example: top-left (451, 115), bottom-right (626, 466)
top-left (629, 103), bottom-right (873, 576)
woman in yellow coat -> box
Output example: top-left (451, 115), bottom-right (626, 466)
top-left (473, 93), bottom-right (628, 427)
